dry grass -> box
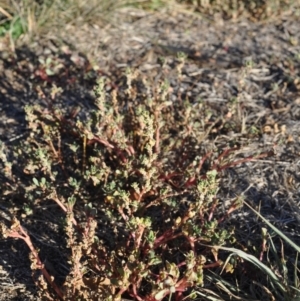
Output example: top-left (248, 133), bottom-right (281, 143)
top-left (0, 0), bottom-right (300, 44)
top-left (0, 0), bottom-right (126, 45)
top-left (177, 0), bottom-right (300, 20)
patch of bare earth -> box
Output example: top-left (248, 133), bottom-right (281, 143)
top-left (0, 7), bottom-right (300, 300)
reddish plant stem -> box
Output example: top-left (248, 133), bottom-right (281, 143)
top-left (208, 198), bottom-right (218, 221)
top-left (183, 149), bottom-right (274, 187)
top-left (131, 283), bottom-right (143, 301)
top-left (213, 150), bottom-right (274, 172)
top-left (196, 151), bottom-right (213, 174)
top-left (211, 147), bottom-right (239, 170)
top-left (7, 225), bottom-right (64, 300)
top-left (154, 229), bottom-right (183, 249)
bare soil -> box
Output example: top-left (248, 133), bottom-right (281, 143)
top-left (0, 7), bottom-right (300, 301)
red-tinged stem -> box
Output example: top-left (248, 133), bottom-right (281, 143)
top-left (154, 230), bottom-right (183, 249)
top-left (52, 193), bottom-right (77, 226)
top-left (203, 261), bottom-right (222, 268)
top-left (87, 136), bottom-right (115, 149)
top-left (177, 261), bottom-right (186, 268)
top-left (176, 291), bottom-right (184, 301)
top-left (135, 225), bottom-right (145, 249)
top-left (183, 176), bottom-right (196, 188)
top-left (158, 172), bottom-right (182, 181)
top-left (215, 150), bottom-right (274, 172)
top-left (7, 227), bottom-right (64, 300)
top-left (118, 207), bottom-right (128, 222)
top-left (175, 277), bottom-right (191, 292)
top-left (196, 151), bottom-right (213, 174)
top-left (217, 201), bottom-right (240, 223)
top-left (185, 236), bottom-right (196, 254)
top-left (208, 198), bottom-right (218, 221)
top-left (131, 283), bottom-right (143, 301)
top-left (211, 147), bottom-right (239, 170)
top-left (184, 150), bottom-right (274, 188)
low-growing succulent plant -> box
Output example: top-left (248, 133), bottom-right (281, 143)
top-left (0, 64), bottom-right (284, 301)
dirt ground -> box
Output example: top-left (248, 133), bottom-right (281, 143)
top-left (0, 7), bottom-right (300, 301)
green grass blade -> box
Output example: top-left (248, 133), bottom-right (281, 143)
top-left (244, 201), bottom-right (300, 253)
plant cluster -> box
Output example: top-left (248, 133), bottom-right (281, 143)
top-left (0, 60), bottom-right (299, 301)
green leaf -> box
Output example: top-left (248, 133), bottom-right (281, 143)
top-left (41, 177), bottom-right (46, 185)
top-left (33, 178), bottom-right (39, 186)
top-left (46, 68), bottom-right (55, 76)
